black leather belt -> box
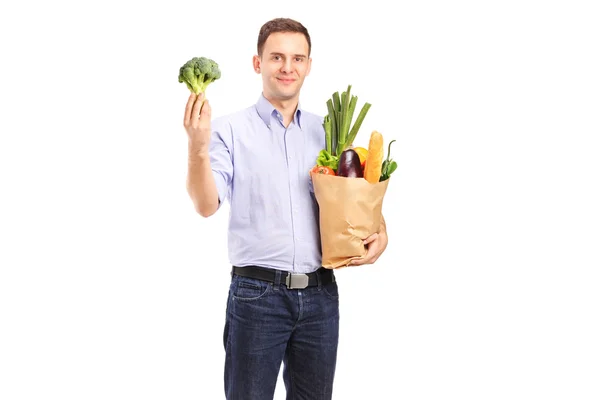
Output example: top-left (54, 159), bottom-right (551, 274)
top-left (231, 265), bottom-right (335, 289)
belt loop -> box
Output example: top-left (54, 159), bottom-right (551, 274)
top-left (316, 269), bottom-right (322, 290)
top-left (273, 270), bottom-right (282, 291)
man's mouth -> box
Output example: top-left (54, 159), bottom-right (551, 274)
top-left (277, 77), bottom-right (295, 84)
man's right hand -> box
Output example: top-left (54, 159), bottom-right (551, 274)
top-left (183, 92), bottom-right (212, 154)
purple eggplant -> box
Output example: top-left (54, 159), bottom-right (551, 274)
top-left (337, 149), bottom-right (363, 178)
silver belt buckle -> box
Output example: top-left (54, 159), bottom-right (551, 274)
top-left (286, 273), bottom-right (309, 289)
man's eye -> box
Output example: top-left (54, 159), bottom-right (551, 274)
top-left (295, 58), bottom-right (303, 62)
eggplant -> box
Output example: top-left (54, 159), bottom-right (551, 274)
top-left (337, 149), bottom-right (363, 178)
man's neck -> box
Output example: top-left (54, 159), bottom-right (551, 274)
top-left (264, 94), bottom-right (299, 128)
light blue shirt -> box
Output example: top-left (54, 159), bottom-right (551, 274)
top-left (209, 93), bottom-right (326, 273)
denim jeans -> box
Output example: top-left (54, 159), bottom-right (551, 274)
top-left (223, 269), bottom-right (340, 400)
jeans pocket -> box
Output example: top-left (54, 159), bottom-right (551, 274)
top-left (232, 276), bottom-right (271, 301)
top-left (322, 281), bottom-right (340, 300)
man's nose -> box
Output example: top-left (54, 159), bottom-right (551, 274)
top-left (281, 59), bottom-right (293, 73)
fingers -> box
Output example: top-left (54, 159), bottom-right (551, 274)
top-left (184, 92), bottom-right (197, 126)
top-left (349, 235), bottom-right (380, 266)
top-left (349, 249), bottom-right (373, 266)
top-left (349, 257), bottom-right (371, 266)
top-left (363, 233), bottom-right (378, 245)
top-left (198, 99), bottom-right (211, 131)
top-left (191, 92), bottom-right (205, 123)
top-left (200, 98), bottom-right (211, 117)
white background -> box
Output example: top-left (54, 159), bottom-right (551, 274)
top-left (1, 0), bottom-right (599, 399)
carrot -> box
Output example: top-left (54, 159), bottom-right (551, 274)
top-left (363, 130), bottom-right (384, 183)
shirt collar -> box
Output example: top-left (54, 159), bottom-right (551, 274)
top-left (255, 93), bottom-right (303, 129)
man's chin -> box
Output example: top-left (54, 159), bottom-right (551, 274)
top-left (272, 90), bottom-right (297, 101)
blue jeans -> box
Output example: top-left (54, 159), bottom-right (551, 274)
top-left (223, 269), bottom-right (340, 400)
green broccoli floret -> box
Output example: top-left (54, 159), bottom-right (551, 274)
top-left (178, 56), bottom-right (221, 95)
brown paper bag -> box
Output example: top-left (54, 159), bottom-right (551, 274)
top-left (311, 172), bottom-right (390, 269)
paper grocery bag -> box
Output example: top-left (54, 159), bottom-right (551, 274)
top-left (310, 172), bottom-right (390, 269)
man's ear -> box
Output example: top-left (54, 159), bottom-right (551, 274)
top-left (306, 57), bottom-right (312, 76)
top-left (252, 55), bottom-right (261, 74)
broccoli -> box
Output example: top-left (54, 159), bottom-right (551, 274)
top-left (178, 56), bottom-right (221, 95)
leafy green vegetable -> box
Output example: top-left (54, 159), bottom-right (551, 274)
top-left (380, 140), bottom-right (398, 181)
top-left (316, 149), bottom-right (339, 171)
top-left (178, 56), bottom-right (221, 95)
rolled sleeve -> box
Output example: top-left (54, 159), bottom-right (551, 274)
top-left (209, 120), bottom-right (233, 207)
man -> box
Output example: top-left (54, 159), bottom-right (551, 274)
top-left (183, 17), bottom-right (388, 400)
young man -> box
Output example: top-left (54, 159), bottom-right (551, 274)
top-left (183, 18), bottom-right (388, 400)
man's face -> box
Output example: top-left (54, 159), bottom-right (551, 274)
top-left (253, 32), bottom-right (312, 101)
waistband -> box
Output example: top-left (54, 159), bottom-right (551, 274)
top-left (231, 265), bottom-right (335, 289)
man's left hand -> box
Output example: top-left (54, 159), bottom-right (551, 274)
top-left (348, 231), bottom-right (388, 266)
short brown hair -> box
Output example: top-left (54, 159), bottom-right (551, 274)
top-left (257, 18), bottom-right (312, 57)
